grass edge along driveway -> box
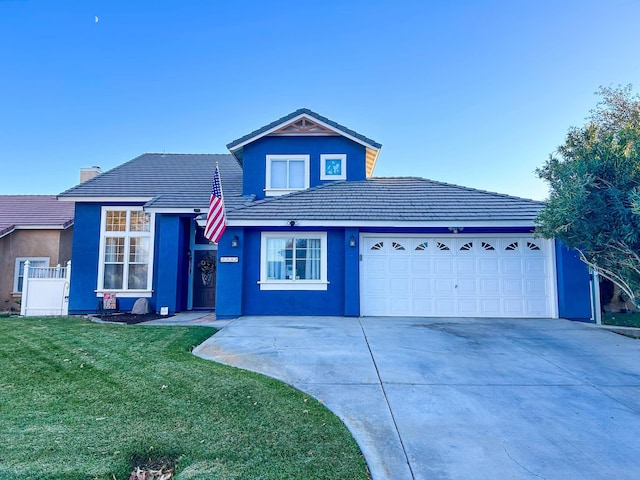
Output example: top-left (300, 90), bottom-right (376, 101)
top-left (0, 317), bottom-right (368, 480)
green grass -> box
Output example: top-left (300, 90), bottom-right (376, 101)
top-left (602, 312), bottom-right (640, 328)
top-left (0, 317), bottom-right (368, 480)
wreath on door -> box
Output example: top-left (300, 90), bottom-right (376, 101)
top-left (198, 254), bottom-right (216, 286)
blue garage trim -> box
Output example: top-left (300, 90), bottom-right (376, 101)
top-left (555, 240), bottom-right (593, 321)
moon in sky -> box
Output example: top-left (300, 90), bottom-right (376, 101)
top-left (95, 16), bottom-right (99, 23)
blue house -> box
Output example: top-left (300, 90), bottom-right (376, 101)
top-left (59, 109), bottom-right (593, 321)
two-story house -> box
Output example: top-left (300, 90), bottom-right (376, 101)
top-left (59, 109), bottom-right (593, 320)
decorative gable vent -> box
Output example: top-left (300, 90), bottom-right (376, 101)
top-left (482, 242), bottom-right (495, 251)
top-left (272, 117), bottom-right (337, 136)
top-left (392, 242), bottom-right (406, 251)
top-left (527, 241), bottom-right (541, 251)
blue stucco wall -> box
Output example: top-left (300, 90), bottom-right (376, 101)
top-left (225, 227), bottom-right (347, 317)
top-left (215, 227), bottom-right (244, 319)
top-left (154, 214), bottom-right (181, 314)
top-left (555, 241), bottom-right (593, 321)
top-left (241, 136), bottom-right (367, 199)
top-left (68, 203), bottom-right (102, 314)
top-left (68, 206), bottom-right (192, 315)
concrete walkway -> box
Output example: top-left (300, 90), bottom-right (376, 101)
top-left (192, 316), bottom-right (640, 480)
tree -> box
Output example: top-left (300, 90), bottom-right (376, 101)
top-left (536, 85), bottom-right (640, 304)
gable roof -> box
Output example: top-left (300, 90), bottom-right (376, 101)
top-left (226, 108), bottom-right (382, 176)
top-left (59, 153), bottom-right (248, 211)
top-left (0, 195), bottom-right (75, 238)
top-left (227, 177), bottom-right (543, 226)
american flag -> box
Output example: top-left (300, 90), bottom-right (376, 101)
top-left (204, 164), bottom-right (226, 243)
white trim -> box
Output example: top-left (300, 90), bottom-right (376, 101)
top-left (10, 224), bottom-right (71, 231)
top-left (228, 219), bottom-right (537, 228)
top-left (259, 232), bottom-right (328, 290)
top-left (265, 154), bottom-right (310, 196)
top-left (229, 113), bottom-right (381, 152)
top-left (96, 206), bottom-right (156, 293)
top-left (95, 290), bottom-right (153, 298)
top-left (58, 196), bottom-right (154, 203)
top-left (14, 257), bottom-right (50, 293)
top-left (144, 207), bottom-right (206, 214)
top-left (320, 154), bottom-right (347, 180)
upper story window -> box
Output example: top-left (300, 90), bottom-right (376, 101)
top-left (97, 207), bottom-right (155, 297)
top-left (320, 154), bottom-right (347, 180)
top-left (265, 154), bottom-right (310, 196)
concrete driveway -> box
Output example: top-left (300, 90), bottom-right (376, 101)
top-left (193, 316), bottom-right (640, 480)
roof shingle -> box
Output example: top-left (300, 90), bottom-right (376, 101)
top-left (0, 195), bottom-right (75, 237)
top-left (59, 154), bottom-right (246, 210)
top-left (227, 177), bottom-right (543, 223)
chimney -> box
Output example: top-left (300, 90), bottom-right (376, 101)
top-left (80, 166), bottom-right (102, 183)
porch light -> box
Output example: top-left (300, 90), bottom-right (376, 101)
top-left (231, 235), bottom-right (239, 248)
top-left (349, 235), bottom-right (356, 247)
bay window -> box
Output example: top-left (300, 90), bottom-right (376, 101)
top-left (98, 207), bottom-right (154, 296)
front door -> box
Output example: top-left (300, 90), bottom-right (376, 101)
top-left (192, 249), bottom-right (217, 309)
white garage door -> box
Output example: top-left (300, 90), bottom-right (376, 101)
top-left (360, 235), bottom-right (556, 318)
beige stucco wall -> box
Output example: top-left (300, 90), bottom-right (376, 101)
top-left (0, 227), bottom-right (73, 312)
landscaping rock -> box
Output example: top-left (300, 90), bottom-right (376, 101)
top-left (131, 298), bottom-right (150, 315)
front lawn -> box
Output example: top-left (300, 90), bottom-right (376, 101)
top-left (0, 317), bottom-right (368, 480)
top-left (602, 312), bottom-right (640, 328)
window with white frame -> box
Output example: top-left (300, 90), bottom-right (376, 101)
top-left (259, 232), bottom-right (328, 290)
top-left (265, 154), bottom-right (310, 196)
top-left (98, 207), bottom-right (154, 295)
top-left (320, 154), bottom-right (347, 180)
top-left (13, 257), bottom-right (49, 294)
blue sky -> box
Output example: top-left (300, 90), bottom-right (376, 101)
top-left (2, 0), bottom-right (639, 200)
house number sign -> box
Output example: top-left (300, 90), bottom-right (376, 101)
top-left (220, 256), bottom-right (239, 263)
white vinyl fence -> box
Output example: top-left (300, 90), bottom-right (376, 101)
top-left (20, 260), bottom-right (71, 316)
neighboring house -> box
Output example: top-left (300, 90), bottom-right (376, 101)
top-left (59, 109), bottom-right (593, 320)
top-left (0, 195), bottom-right (75, 312)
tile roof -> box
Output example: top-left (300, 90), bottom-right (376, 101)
top-left (0, 195), bottom-right (75, 238)
top-left (226, 108), bottom-right (382, 152)
top-left (59, 153), bottom-right (247, 210)
top-left (227, 177), bottom-right (543, 223)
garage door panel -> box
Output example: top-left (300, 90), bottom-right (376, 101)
top-left (503, 278), bottom-right (524, 295)
top-left (504, 299), bottom-right (525, 316)
top-left (502, 258), bottom-right (523, 274)
top-left (361, 235), bottom-right (553, 318)
top-left (366, 257), bottom-right (387, 275)
top-left (434, 278), bottom-right (455, 294)
top-left (478, 258), bottom-right (499, 274)
top-left (457, 258), bottom-right (477, 274)
top-left (434, 258), bottom-right (455, 274)
top-left (525, 278), bottom-right (547, 295)
top-left (458, 298), bottom-right (478, 315)
top-left (389, 258), bottom-right (410, 275)
top-left (457, 278), bottom-right (477, 295)
top-left (412, 278), bottom-right (431, 295)
top-left (390, 278), bottom-right (410, 294)
top-left (479, 277), bottom-right (500, 294)
top-left (412, 258), bottom-right (431, 274)
top-left (526, 299), bottom-right (549, 317)
top-left (480, 298), bottom-right (501, 316)
top-left (524, 258), bottom-right (546, 274)
top-left (413, 299), bottom-right (433, 315)
top-left (389, 298), bottom-right (411, 315)
top-left (435, 298), bottom-right (456, 315)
